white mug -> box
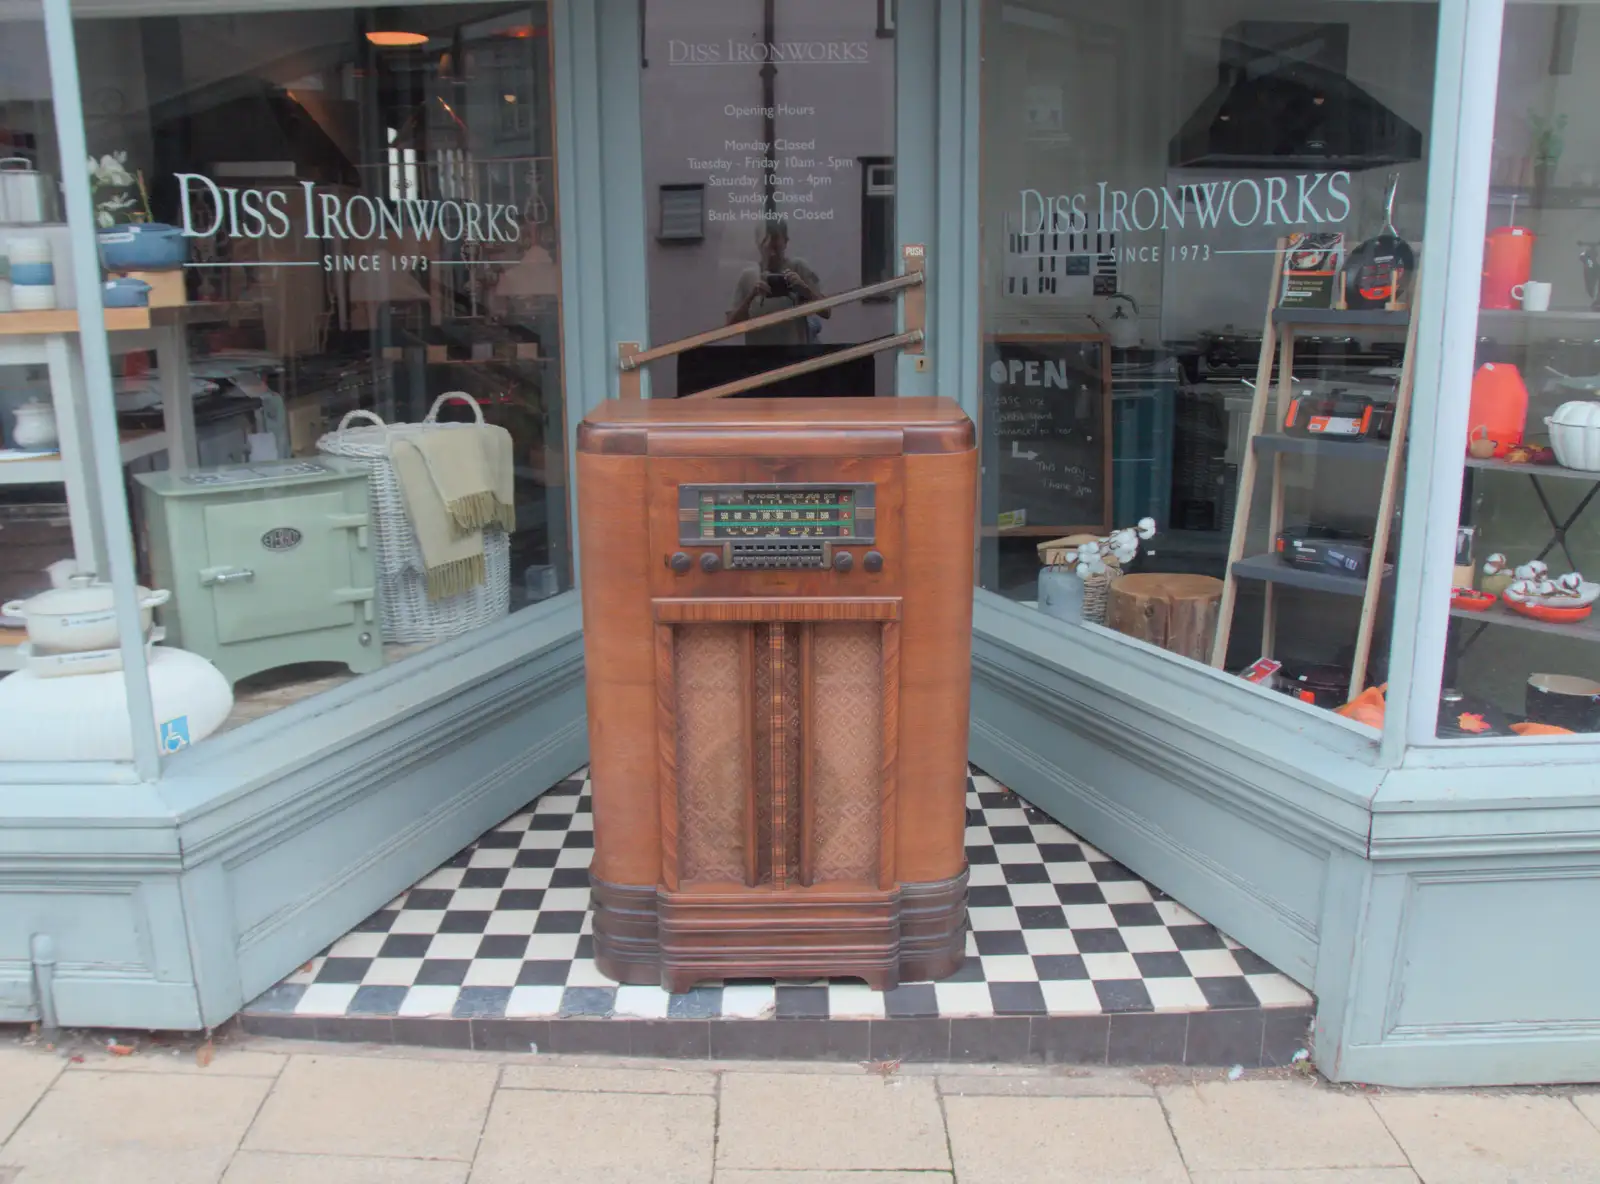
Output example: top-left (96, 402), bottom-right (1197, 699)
top-left (1514, 280), bottom-right (1552, 312)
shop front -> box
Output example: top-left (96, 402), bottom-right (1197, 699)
top-left (0, 0), bottom-right (1596, 1087)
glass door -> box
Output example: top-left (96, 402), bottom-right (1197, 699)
top-left (631, 0), bottom-right (912, 398)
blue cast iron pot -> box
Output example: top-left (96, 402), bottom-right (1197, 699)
top-left (98, 223), bottom-right (187, 271)
top-left (101, 277), bottom-right (151, 308)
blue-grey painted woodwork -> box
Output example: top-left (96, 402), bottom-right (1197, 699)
top-left (971, 592), bottom-right (1600, 1087)
top-left (0, 598), bottom-right (587, 1029)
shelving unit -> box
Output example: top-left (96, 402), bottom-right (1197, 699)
top-left (0, 431), bottom-right (168, 484)
top-left (0, 300), bottom-right (211, 612)
top-left (1253, 433), bottom-right (1390, 464)
top-left (1450, 599), bottom-right (1600, 643)
top-left (1210, 245), bottom-right (1420, 698)
top-left (1229, 552), bottom-right (1394, 598)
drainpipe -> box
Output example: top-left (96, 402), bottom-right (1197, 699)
top-left (31, 934), bottom-right (59, 1033)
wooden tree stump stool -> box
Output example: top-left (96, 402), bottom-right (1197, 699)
top-left (1105, 573), bottom-right (1224, 663)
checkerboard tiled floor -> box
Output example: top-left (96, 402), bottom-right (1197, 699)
top-left (247, 768), bottom-right (1312, 1025)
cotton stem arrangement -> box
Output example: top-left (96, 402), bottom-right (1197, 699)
top-left (1057, 518), bottom-right (1156, 576)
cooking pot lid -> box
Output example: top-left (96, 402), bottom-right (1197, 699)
top-left (12, 579), bottom-right (152, 616)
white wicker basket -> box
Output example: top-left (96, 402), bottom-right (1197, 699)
top-left (317, 392), bottom-right (511, 644)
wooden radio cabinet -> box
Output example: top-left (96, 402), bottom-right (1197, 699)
top-left (577, 397), bottom-right (976, 991)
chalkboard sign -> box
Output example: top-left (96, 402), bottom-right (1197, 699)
top-left (984, 333), bottom-right (1112, 535)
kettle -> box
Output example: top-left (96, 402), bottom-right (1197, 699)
top-left (1482, 225), bottom-right (1535, 310)
top-left (1094, 294), bottom-right (1142, 349)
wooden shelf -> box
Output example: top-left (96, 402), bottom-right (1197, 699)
top-left (0, 302), bottom-right (256, 336)
top-left (1230, 553), bottom-right (1390, 597)
top-left (1450, 599), bottom-right (1600, 643)
top-left (0, 431), bottom-right (166, 485)
top-left (1254, 433), bottom-right (1391, 463)
top-left (1272, 307), bottom-right (1410, 329)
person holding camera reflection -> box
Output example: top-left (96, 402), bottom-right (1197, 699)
top-left (727, 215), bottom-right (828, 344)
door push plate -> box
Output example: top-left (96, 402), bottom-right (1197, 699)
top-left (902, 244), bottom-right (926, 355)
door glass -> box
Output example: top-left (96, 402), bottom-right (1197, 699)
top-left (639, 0), bottom-right (897, 397)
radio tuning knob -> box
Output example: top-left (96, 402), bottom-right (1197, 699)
top-left (668, 551), bottom-right (692, 574)
top-left (700, 551), bottom-right (721, 573)
top-left (864, 550), bottom-right (884, 573)
top-left (833, 550), bottom-right (854, 573)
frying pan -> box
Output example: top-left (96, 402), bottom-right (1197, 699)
top-left (1344, 174), bottom-right (1415, 310)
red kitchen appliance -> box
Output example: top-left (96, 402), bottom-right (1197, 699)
top-left (1466, 362), bottom-right (1529, 457)
top-left (1481, 225), bottom-right (1535, 309)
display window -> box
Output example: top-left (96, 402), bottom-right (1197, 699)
top-left (0, 1), bottom-right (568, 765)
top-left (978, 0), bottom-right (1441, 736)
top-left (1435, 0), bottom-right (1600, 741)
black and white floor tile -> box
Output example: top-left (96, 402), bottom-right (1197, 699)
top-left (246, 768), bottom-right (1311, 1046)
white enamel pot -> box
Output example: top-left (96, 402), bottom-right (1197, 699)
top-left (1, 577), bottom-right (169, 651)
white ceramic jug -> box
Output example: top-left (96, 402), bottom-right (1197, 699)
top-left (11, 398), bottom-right (58, 450)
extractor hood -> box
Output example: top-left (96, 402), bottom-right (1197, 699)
top-left (1169, 22), bottom-right (1423, 171)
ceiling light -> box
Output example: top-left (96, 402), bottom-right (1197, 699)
top-left (366, 30), bottom-right (427, 47)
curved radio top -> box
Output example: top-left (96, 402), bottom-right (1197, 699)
top-left (577, 395), bottom-right (974, 458)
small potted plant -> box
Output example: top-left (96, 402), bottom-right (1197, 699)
top-left (1528, 110), bottom-right (1568, 192)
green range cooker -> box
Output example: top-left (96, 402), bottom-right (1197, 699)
top-left (135, 458), bottom-right (382, 684)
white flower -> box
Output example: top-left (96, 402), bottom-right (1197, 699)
top-left (96, 209), bottom-right (114, 228)
top-left (1137, 517), bottom-right (1156, 539)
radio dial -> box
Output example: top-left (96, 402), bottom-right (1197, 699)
top-left (864, 550), bottom-right (884, 573)
top-left (833, 551), bottom-right (854, 573)
top-left (700, 551), bottom-right (721, 573)
top-left (668, 551), bottom-right (692, 574)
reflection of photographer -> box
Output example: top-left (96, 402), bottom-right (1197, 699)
top-left (728, 216), bottom-right (827, 344)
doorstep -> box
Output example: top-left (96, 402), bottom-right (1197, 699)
top-left (239, 768), bottom-right (1314, 1066)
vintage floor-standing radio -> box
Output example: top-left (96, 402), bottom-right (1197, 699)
top-left (577, 397), bottom-right (976, 991)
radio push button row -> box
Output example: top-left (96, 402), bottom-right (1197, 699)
top-left (833, 550), bottom-right (854, 573)
top-left (668, 551), bottom-right (692, 574)
top-left (700, 551), bottom-right (722, 574)
top-left (864, 550), bottom-right (884, 573)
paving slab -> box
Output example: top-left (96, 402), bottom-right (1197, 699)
top-left (66, 1047), bottom-right (286, 1077)
top-left (944, 1094), bottom-right (1188, 1183)
top-left (717, 1071), bottom-right (948, 1172)
top-left (1188, 1171), bottom-right (1421, 1183)
top-left (938, 1071), bottom-right (1154, 1097)
top-left (243, 1054), bottom-right (495, 1161)
top-left (0, 1049), bottom-right (62, 1144)
top-left (0, 1068), bottom-right (268, 1184)
top-left (1372, 1093), bottom-right (1600, 1183)
top-left (1162, 1081), bottom-right (1407, 1172)
top-left (468, 1087), bottom-right (714, 1184)
top-left (718, 1174), bottom-right (953, 1184)
top-left (222, 1150), bottom-right (468, 1183)
top-left (498, 1063), bottom-right (714, 1093)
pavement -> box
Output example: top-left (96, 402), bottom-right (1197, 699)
top-left (3, 1032), bottom-right (1600, 1182)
